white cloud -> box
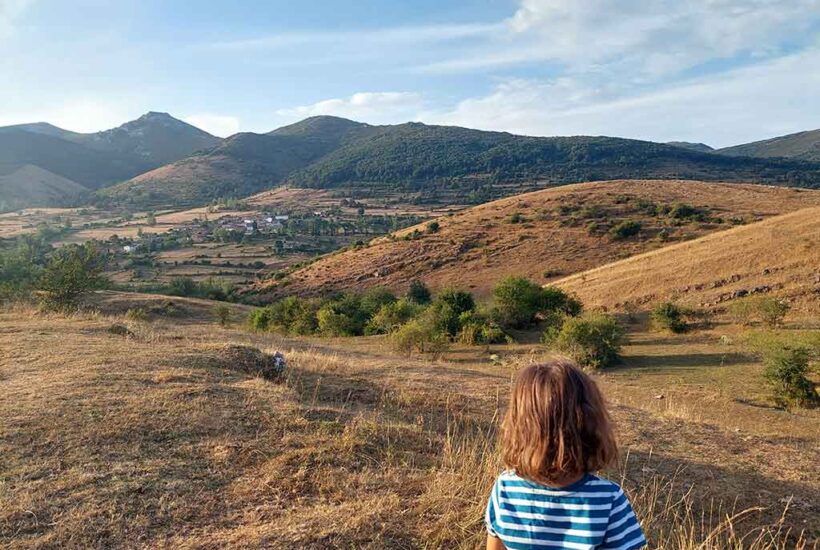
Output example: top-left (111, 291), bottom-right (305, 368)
top-left (183, 114), bottom-right (240, 137)
top-left (419, 0), bottom-right (820, 78)
top-left (277, 92), bottom-right (426, 125)
top-left (208, 23), bottom-right (499, 52)
top-left (426, 48), bottom-right (820, 147)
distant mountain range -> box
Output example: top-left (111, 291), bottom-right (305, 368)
top-left (2, 112), bottom-right (820, 212)
top-left (0, 112), bottom-right (220, 211)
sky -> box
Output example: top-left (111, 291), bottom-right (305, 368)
top-left (1, 0), bottom-right (819, 147)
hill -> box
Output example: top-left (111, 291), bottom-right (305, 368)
top-left (100, 117), bottom-right (820, 209)
top-left (0, 165), bottom-right (88, 212)
top-left (717, 129), bottom-right (820, 162)
top-left (98, 116), bottom-right (374, 207)
top-left (666, 141), bottom-right (714, 153)
top-left (254, 180), bottom-right (820, 299)
top-left (0, 113), bottom-right (221, 211)
top-left (554, 205), bottom-right (820, 312)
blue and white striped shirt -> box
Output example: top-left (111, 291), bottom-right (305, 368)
top-left (485, 471), bottom-right (646, 550)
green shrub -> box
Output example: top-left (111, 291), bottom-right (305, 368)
top-left (391, 315), bottom-right (450, 357)
top-left (763, 347), bottom-right (818, 409)
top-left (213, 304), bottom-right (232, 327)
top-left (491, 277), bottom-right (582, 329)
top-left (457, 308), bottom-right (511, 345)
top-left (426, 221), bottom-right (440, 233)
top-left (366, 299), bottom-right (423, 335)
top-left (429, 288), bottom-right (476, 336)
top-left (728, 296), bottom-right (790, 327)
top-left (651, 302), bottom-right (688, 333)
top-left (406, 279), bottom-right (432, 305)
top-left (549, 313), bottom-right (625, 369)
top-left (251, 296), bottom-right (321, 335)
top-left (38, 242), bottom-right (108, 310)
top-left (609, 220), bottom-right (642, 240)
top-left (507, 212), bottom-right (525, 224)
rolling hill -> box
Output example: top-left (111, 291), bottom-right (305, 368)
top-left (555, 206), bottom-right (820, 312)
top-left (253, 179), bottom-right (820, 300)
top-left (0, 165), bottom-right (88, 212)
top-left (100, 117), bottom-right (820, 209)
top-left (0, 113), bottom-right (221, 211)
top-left (98, 117), bottom-right (374, 207)
top-left (717, 128), bottom-right (820, 162)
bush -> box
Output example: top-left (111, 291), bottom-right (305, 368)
top-left (125, 307), bottom-right (149, 322)
top-left (491, 277), bottom-right (582, 329)
top-left (507, 212), bottom-right (525, 224)
top-left (392, 315), bottom-right (450, 357)
top-left (651, 302), bottom-right (688, 333)
top-left (457, 310), bottom-right (510, 345)
top-left (763, 347), bottom-right (818, 409)
top-left (549, 313), bottom-right (625, 369)
top-left (429, 288), bottom-right (475, 336)
top-left (250, 296), bottom-right (321, 335)
top-left (609, 220), bottom-right (642, 240)
top-left (366, 299), bottom-right (423, 335)
top-left (213, 304), bottom-right (232, 327)
top-left (38, 242), bottom-right (108, 310)
top-left (728, 296), bottom-right (790, 327)
top-left (406, 279), bottom-right (432, 305)
top-left (426, 221), bottom-right (440, 233)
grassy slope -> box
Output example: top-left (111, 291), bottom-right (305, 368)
top-left (555, 206), bottom-right (820, 313)
top-left (1, 297), bottom-right (817, 548)
top-left (257, 180), bottom-right (820, 299)
top-left (0, 165), bottom-right (88, 210)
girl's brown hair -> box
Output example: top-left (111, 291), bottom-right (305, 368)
top-left (501, 359), bottom-right (617, 485)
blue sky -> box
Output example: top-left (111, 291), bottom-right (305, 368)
top-left (1, 0), bottom-right (818, 146)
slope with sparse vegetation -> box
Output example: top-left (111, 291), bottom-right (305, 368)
top-left (255, 179), bottom-right (820, 299)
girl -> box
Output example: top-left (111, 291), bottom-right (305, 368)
top-left (486, 360), bottom-right (646, 550)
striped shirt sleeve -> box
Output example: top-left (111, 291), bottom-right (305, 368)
top-left (485, 478), bottom-right (500, 537)
top-left (601, 488), bottom-right (647, 550)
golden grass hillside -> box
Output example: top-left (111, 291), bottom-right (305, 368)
top-left (555, 206), bottom-right (820, 313)
top-left (1, 297), bottom-right (818, 548)
top-left (257, 180), bottom-right (820, 300)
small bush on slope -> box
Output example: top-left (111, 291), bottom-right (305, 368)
top-left (547, 312), bottom-right (625, 369)
top-left (651, 302), bottom-right (689, 333)
top-left (491, 276), bottom-right (581, 329)
top-left (763, 347), bottom-right (818, 409)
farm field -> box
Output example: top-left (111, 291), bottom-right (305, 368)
top-left (1, 295), bottom-right (817, 548)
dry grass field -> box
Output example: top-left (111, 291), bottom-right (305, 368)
top-left (0, 207), bottom-right (118, 239)
top-left (259, 180), bottom-right (820, 300)
top-left (556, 206), bottom-right (820, 313)
top-left (1, 294), bottom-right (818, 549)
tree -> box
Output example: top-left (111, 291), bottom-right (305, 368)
top-left (406, 279), bottom-right (432, 305)
top-left (38, 243), bottom-right (108, 310)
top-left (146, 211), bottom-right (157, 226)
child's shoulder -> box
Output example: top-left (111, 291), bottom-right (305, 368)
top-left (495, 470), bottom-right (624, 496)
